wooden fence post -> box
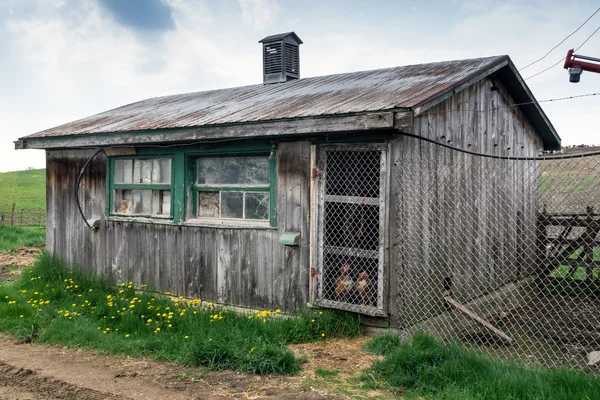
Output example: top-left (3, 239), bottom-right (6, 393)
top-left (10, 203), bottom-right (15, 226)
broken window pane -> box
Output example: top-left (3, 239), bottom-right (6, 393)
top-left (221, 158), bottom-right (244, 184)
top-left (221, 191), bottom-right (243, 218)
top-left (245, 192), bottom-right (269, 220)
top-left (197, 158), bottom-right (220, 184)
top-left (246, 157), bottom-right (270, 184)
top-left (152, 158), bottom-right (171, 184)
top-left (197, 191), bottom-right (219, 218)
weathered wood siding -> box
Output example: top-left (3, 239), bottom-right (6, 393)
top-left (46, 141), bottom-right (311, 312)
top-left (389, 77), bottom-right (544, 327)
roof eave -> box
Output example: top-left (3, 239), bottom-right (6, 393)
top-left (15, 110), bottom-right (413, 150)
top-left (412, 56), bottom-right (561, 151)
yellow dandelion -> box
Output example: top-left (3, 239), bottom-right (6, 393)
top-left (321, 333), bottom-right (325, 337)
top-left (125, 334), bottom-right (130, 338)
top-left (184, 336), bottom-right (189, 339)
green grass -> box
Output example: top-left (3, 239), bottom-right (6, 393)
top-left (0, 169), bottom-right (46, 212)
top-left (361, 332), bottom-right (600, 400)
top-left (0, 253), bottom-right (361, 375)
top-left (314, 368), bottom-right (340, 378)
top-left (0, 225), bottom-right (45, 252)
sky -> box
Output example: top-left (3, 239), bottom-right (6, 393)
top-left (1, 0), bottom-right (599, 172)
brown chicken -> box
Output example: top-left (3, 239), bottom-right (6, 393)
top-left (356, 271), bottom-right (371, 305)
top-left (334, 263), bottom-right (354, 300)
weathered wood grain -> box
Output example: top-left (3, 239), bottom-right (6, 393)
top-left (46, 140), bottom-right (311, 313)
top-left (392, 77), bottom-right (544, 327)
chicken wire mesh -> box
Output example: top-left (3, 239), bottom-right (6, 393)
top-left (393, 140), bottom-right (600, 372)
top-left (314, 143), bottom-right (386, 316)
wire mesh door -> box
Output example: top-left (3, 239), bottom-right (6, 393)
top-left (315, 143), bottom-right (387, 316)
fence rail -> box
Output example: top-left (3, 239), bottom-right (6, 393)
top-left (0, 203), bottom-right (45, 227)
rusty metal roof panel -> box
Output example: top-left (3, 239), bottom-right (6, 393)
top-left (24, 56), bottom-right (510, 139)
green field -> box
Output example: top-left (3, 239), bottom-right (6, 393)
top-left (0, 225), bottom-right (46, 252)
top-left (0, 169), bottom-right (46, 212)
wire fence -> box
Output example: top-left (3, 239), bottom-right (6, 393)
top-left (0, 204), bottom-right (45, 227)
top-left (394, 141), bottom-right (600, 372)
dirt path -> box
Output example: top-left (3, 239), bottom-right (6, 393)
top-left (0, 334), bottom-right (386, 399)
top-left (0, 246), bottom-right (42, 281)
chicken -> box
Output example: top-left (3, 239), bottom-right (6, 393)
top-left (334, 263), bottom-right (354, 300)
top-left (355, 271), bottom-right (372, 305)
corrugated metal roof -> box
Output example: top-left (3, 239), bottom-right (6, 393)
top-left (25, 56), bottom-right (510, 139)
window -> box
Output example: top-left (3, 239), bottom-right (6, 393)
top-left (111, 157), bottom-right (172, 217)
top-left (106, 144), bottom-right (276, 226)
top-left (195, 156), bottom-right (272, 222)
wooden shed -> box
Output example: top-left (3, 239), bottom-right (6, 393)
top-left (16, 33), bottom-right (560, 327)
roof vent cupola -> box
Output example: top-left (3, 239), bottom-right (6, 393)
top-left (259, 32), bottom-right (302, 84)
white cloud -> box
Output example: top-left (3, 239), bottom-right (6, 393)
top-left (1, 0), bottom-right (599, 172)
top-left (238, 0), bottom-right (280, 29)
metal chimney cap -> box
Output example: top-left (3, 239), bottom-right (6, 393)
top-left (259, 32), bottom-right (303, 44)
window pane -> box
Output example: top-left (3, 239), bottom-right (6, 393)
top-left (198, 191), bottom-right (219, 218)
top-left (151, 190), bottom-right (170, 215)
top-left (114, 189), bottom-right (133, 213)
top-left (245, 157), bottom-right (269, 184)
top-left (132, 190), bottom-right (152, 214)
top-left (114, 160), bottom-right (133, 184)
top-left (221, 158), bottom-right (244, 184)
top-left (122, 160), bottom-right (133, 184)
top-left (141, 160), bottom-right (152, 184)
top-left (161, 191), bottom-right (171, 215)
top-left (245, 192), bottom-right (269, 220)
top-left (152, 158), bottom-right (171, 184)
top-left (221, 191), bottom-right (243, 218)
top-left (114, 160), bottom-right (125, 184)
top-left (197, 158), bottom-right (220, 184)
top-left (133, 159), bottom-right (142, 183)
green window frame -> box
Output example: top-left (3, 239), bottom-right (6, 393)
top-left (106, 144), bottom-right (277, 227)
top-left (107, 156), bottom-right (174, 219)
top-left (191, 154), bottom-right (276, 225)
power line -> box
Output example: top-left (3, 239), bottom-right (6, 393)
top-left (576, 24), bottom-right (600, 50)
top-left (520, 6), bottom-right (600, 71)
top-left (524, 24), bottom-right (600, 81)
top-left (418, 92), bottom-right (600, 117)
